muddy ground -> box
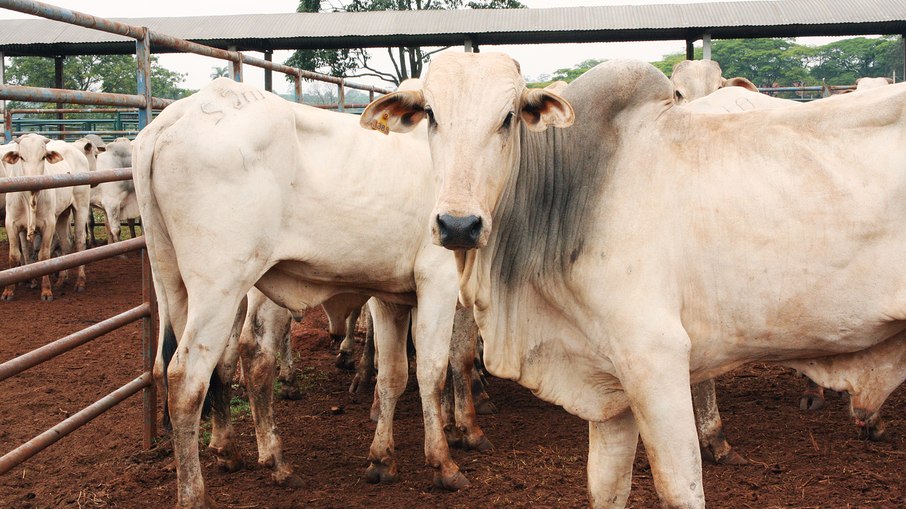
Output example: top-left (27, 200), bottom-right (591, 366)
top-left (1, 242), bottom-right (904, 508)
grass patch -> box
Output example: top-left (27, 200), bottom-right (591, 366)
top-left (230, 395), bottom-right (251, 419)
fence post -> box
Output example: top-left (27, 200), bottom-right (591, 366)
top-left (337, 81), bottom-right (345, 112)
top-left (135, 25), bottom-right (157, 450)
top-left (229, 46), bottom-right (243, 82)
top-left (264, 50), bottom-right (273, 92)
top-left (294, 74), bottom-right (303, 103)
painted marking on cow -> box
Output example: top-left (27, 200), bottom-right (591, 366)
top-left (200, 101), bottom-right (225, 124)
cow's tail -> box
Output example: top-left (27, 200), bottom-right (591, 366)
top-left (132, 103), bottom-right (225, 433)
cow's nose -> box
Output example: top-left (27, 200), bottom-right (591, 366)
top-left (437, 214), bottom-right (482, 249)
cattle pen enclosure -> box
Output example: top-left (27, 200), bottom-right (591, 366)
top-left (2, 0), bottom-right (906, 508)
top-left (1, 244), bottom-right (904, 508)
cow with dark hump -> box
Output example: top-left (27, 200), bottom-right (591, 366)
top-left (133, 77), bottom-right (489, 509)
top-left (361, 52), bottom-right (906, 508)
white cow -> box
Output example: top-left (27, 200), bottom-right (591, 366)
top-left (2, 134), bottom-right (91, 301)
top-left (133, 78), bottom-right (488, 508)
top-left (90, 138), bottom-right (139, 243)
top-left (671, 59), bottom-right (759, 104)
top-left (362, 52), bottom-right (906, 508)
top-left (856, 76), bottom-right (894, 91)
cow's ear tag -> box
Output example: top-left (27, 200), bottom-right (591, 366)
top-left (371, 111), bottom-right (391, 135)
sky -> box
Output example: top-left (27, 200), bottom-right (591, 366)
top-left (0, 0), bottom-right (852, 94)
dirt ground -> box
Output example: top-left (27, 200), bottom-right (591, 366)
top-left (1, 242), bottom-right (905, 509)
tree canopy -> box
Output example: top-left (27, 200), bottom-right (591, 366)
top-left (6, 54), bottom-right (194, 108)
top-left (530, 36), bottom-right (905, 89)
top-left (287, 0), bottom-right (526, 85)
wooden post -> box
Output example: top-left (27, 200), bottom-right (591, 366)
top-left (685, 39), bottom-right (694, 60)
top-left (264, 50), bottom-right (273, 92)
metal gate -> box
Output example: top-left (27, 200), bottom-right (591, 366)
top-left (0, 0), bottom-right (391, 475)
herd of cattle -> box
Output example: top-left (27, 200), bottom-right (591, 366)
top-left (2, 51), bottom-right (905, 508)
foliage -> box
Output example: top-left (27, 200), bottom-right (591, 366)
top-left (6, 54), bottom-right (194, 109)
top-left (535, 36), bottom-right (905, 90)
top-left (650, 36), bottom-right (904, 87)
top-left (287, 0), bottom-right (526, 85)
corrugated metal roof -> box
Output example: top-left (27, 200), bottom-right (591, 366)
top-left (0, 0), bottom-right (903, 56)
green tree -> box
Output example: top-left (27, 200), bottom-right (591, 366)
top-left (210, 65), bottom-right (230, 80)
top-left (287, 0), bottom-right (526, 85)
top-left (6, 54), bottom-right (193, 108)
top-left (810, 36), bottom-right (902, 85)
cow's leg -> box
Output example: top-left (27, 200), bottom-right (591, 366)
top-left (71, 203), bottom-right (89, 291)
top-left (207, 297), bottom-right (247, 474)
top-left (618, 328), bottom-right (704, 508)
top-left (106, 206), bottom-right (121, 244)
top-left (2, 223), bottom-right (22, 300)
top-left (446, 306), bottom-right (492, 452)
top-left (35, 219), bottom-right (55, 301)
top-left (409, 299), bottom-right (466, 491)
top-left (52, 212), bottom-right (74, 291)
top-left (87, 207), bottom-right (98, 247)
top-left (238, 296), bottom-right (301, 487)
top-left (692, 379), bottom-right (747, 465)
top-left (800, 376), bottom-right (826, 411)
top-left (335, 305), bottom-right (362, 371)
top-left (789, 333), bottom-right (906, 442)
top-left (587, 411), bottom-right (639, 509)
top-left (349, 307), bottom-right (376, 398)
top-left (471, 335), bottom-right (496, 415)
top-left (364, 299), bottom-right (410, 485)
top-left (168, 293), bottom-right (247, 509)
top-left (275, 313), bottom-right (303, 401)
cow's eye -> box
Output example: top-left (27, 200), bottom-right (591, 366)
top-left (501, 111), bottom-right (515, 131)
top-left (674, 89), bottom-right (684, 102)
top-left (425, 108), bottom-right (436, 127)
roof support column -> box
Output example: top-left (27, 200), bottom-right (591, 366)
top-left (464, 37), bottom-right (478, 53)
top-left (54, 56), bottom-right (64, 139)
top-left (264, 50), bottom-right (273, 92)
top-left (685, 39), bottom-right (694, 60)
top-left (901, 34), bottom-right (905, 83)
top-left (229, 45), bottom-right (242, 82)
top-left (0, 51), bottom-right (6, 142)
top-left (702, 33), bottom-right (712, 60)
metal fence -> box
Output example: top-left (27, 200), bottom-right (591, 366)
top-left (0, 0), bottom-right (390, 476)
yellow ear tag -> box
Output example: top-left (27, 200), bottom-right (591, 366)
top-left (371, 111), bottom-right (391, 135)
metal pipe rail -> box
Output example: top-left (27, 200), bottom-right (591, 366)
top-left (10, 108), bottom-right (139, 115)
top-left (0, 84), bottom-right (174, 109)
top-left (0, 372), bottom-right (153, 476)
top-left (9, 130), bottom-right (138, 138)
top-left (0, 236), bottom-right (144, 288)
top-left (0, 0), bottom-right (392, 95)
top-left (0, 168), bottom-right (132, 193)
top-left (0, 303), bottom-right (150, 382)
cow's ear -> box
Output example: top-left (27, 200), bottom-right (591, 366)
top-left (360, 90), bottom-right (426, 135)
top-left (721, 77), bottom-right (759, 93)
top-left (520, 88), bottom-right (574, 132)
top-left (45, 151), bottom-right (63, 164)
top-left (2, 151), bottom-right (19, 165)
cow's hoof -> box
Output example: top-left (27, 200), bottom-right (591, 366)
top-left (279, 383), bottom-right (303, 401)
top-left (464, 434), bottom-right (494, 453)
top-left (75, 284), bottom-right (86, 293)
top-left (433, 470), bottom-right (469, 491)
top-left (40, 293), bottom-right (54, 302)
top-left (364, 460), bottom-right (398, 484)
top-left (855, 412), bottom-right (886, 441)
top-left (335, 352), bottom-right (356, 371)
top-left (208, 445), bottom-right (244, 473)
top-left (714, 448), bottom-right (748, 465)
top-left (475, 398), bottom-right (498, 415)
top-left (799, 393), bottom-right (825, 411)
top-left (274, 472), bottom-right (304, 489)
top-left (1, 292), bottom-right (13, 301)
